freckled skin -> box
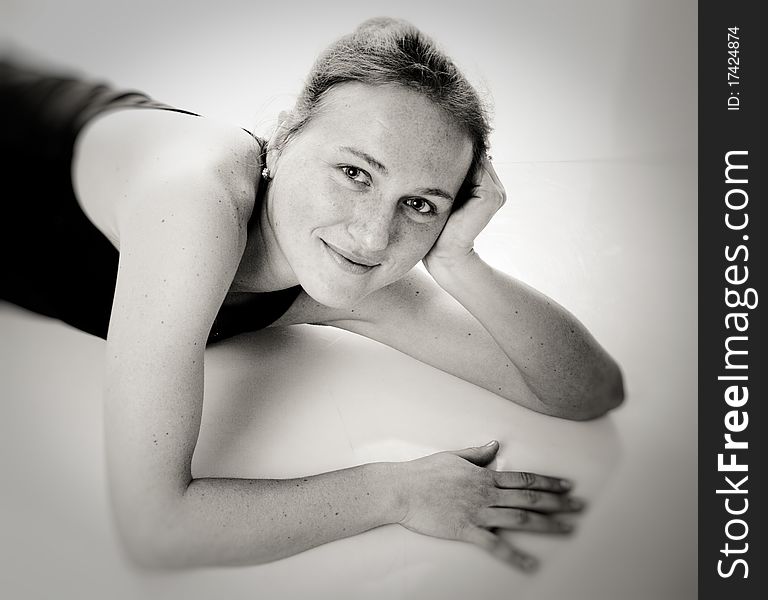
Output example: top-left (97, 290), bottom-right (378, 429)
top-left (261, 82), bottom-right (473, 309)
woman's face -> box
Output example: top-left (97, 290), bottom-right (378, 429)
top-left (266, 82), bottom-right (474, 308)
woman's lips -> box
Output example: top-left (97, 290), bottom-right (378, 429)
top-left (321, 240), bottom-right (379, 275)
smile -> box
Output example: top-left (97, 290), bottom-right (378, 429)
top-left (321, 240), bottom-right (380, 275)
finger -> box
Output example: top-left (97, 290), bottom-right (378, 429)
top-left (450, 440), bottom-right (499, 466)
top-left (478, 507), bottom-right (574, 534)
top-left (493, 470), bottom-right (573, 493)
top-left (494, 489), bottom-right (585, 513)
top-left (482, 153), bottom-right (502, 183)
top-left (463, 526), bottom-right (539, 572)
top-left (469, 155), bottom-right (496, 191)
top-left (479, 155), bottom-right (506, 204)
top-left (471, 161), bottom-right (499, 195)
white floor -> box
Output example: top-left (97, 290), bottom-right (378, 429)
top-left (1, 2), bottom-right (697, 598)
top-left (1, 158), bottom-right (697, 600)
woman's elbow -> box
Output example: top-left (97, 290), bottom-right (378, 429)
top-left (111, 501), bottom-right (193, 570)
top-left (582, 361), bottom-right (625, 419)
top-left (116, 519), bottom-right (179, 570)
top-left (121, 539), bottom-right (165, 571)
top-left (544, 362), bottom-right (626, 421)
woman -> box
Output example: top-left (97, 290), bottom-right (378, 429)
top-left (0, 18), bottom-right (623, 571)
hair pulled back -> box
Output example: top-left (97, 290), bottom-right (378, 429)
top-left (275, 17), bottom-right (492, 208)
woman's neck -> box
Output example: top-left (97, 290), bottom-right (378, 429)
top-left (230, 182), bottom-right (298, 293)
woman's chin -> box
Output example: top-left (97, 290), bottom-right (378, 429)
top-left (300, 280), bottom-right (371, 311)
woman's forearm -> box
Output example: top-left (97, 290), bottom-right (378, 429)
top-left (122, 461), bottom-right (402, 568)
top-left (425, 251), bottom-right (624, 419)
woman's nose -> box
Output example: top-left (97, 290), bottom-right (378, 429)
top-left (348, 200), bottom-right (396, 252)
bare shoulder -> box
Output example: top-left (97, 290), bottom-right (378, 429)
top-left (72, 106), bottom-right (261, 247)
top-left (72, 106), bottom-right (261, 347)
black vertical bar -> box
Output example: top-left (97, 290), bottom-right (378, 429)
top-left (699, 3), bottom-right (767, 599)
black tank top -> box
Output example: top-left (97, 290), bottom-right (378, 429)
top-left (0, 58), bottom-right (301, 344)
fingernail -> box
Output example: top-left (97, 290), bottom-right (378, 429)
top-left (569, 498), bottom-right (585, 510)
top-left (521, 556), bottom-right (539, 572)
top-left (484, 440), bottom-right (498, 447)
top-left (559, 479), bottom-right (572, 490)
top-left (557, 520), bottom-right (573, 532)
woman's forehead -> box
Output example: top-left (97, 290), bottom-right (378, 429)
top-left (306, 82), bottom-right (473, 181)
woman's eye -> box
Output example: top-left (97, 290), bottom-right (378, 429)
top-left (341, 166), bottom-right (369, 184)
top-left (404, 197), bottom-right (435, 215)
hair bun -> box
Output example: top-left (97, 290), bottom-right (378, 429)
top-left (354, 17), bottom-right (415, 35)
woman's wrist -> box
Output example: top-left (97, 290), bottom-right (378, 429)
top-left (423, 244), bottom-right (475, 270)
top-left (364, 461), bottom-right (410, 525)
top-left (423, 248), bottom-right (487, 292)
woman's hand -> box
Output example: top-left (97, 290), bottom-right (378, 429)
top-left (397, 441), bottom-right (582, 571)
top-left (423, 155), bottom-right (506, 273)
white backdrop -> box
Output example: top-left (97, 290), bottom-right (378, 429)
top-left (1, 1), bottom-right (697, 599)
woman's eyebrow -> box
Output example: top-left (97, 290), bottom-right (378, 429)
top-left (338, 146), bottom-right (454, 202)
top-left (415, 187), bottom-right (454, 202)
top-left (338, 146), bottom-right (388, 174)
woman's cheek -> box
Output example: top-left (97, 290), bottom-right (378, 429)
top-left (386, 225), bottom-right (435, 274)
top-left (403, 216), bottom-right (446, 253)
top-left (296, 176), bottom-right (345, 222)
top-left (278, 179), bottom-right (326, 229)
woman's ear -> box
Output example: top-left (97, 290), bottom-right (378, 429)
top-left (273, 110), bottom-right (293, 143)
top-left (265, 111), bottom-right (292, 176)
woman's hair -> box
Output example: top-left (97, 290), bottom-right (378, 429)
top-left (275, 17), bottom-right (492, 208)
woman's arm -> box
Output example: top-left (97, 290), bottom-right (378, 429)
top-left (421, 157), bottom-right (624, 419)
top-left (423, 252), bottom-right (624, 420)
top-left (83, 112), bottom-right (402, 567)
top-left (108, 209), bottom-right (400, 569)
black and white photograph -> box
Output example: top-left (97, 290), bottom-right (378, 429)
top-left (1, 1), bottom-right (698, 599)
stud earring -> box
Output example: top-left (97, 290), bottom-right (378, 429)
top-left (261, 167), bottom-right (271, 181)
